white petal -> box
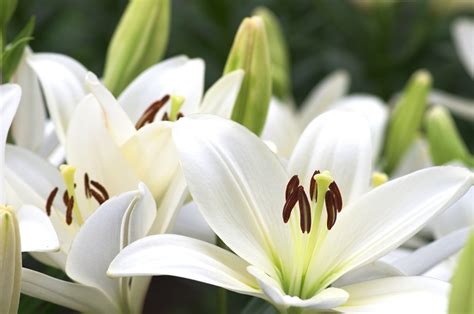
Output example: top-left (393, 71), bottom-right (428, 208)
top-left (21, 268), bottom-right (118, 313)
top-left (335, 277), bottom-right (449, 314)
top-left (85, 72), bottom-right (136, 145)
top-left (298, 70), bottom-right (349, 127)
top-left (429, 188), bottom-right (474, 239)
top-left (172, 201), bottom-right (216, 244)
top-left (17, 204), bottom-right (59, 252)
top-left (65, 188), bottom-right (151, 305)
top-left (452, 18), bottom-right (474, 78)
top-left (288, 110), bottom-right (373, 204)
top-left (247, 266), bottom-right (348, 311)
top-left (305, 166), bottom-right (473, 293)
top-left (11, 48), bottom-right (46, 151)
top-left (392, 137), bottom-right (433, 178)
top-left (332, 94), bottom-right (388, 161)
top-left (173, 115), bottom-right (292, 277)
top-left (27, 53), bottom-right (88, 144)
top-left (199, 70), bottom-right (244, 118)
top-left (66, 95), bottom-right (140, 199)
top-left (261, 98), bottom-right (301, 158)
top-left (118, 56), bottom-right (205, 122)
top-left (0, 84), bottom-right (21, 204)
top-left (429, 90), bottom-right (474, 121)
top-left (108, 234), bottom-right (261, 296)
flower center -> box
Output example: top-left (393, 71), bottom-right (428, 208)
top-left (45, 165), bottom-right (110, 226)
top-left (135, 94), bottom-right (185, 129)
top-left (282, 170), bottom-right (343, 233)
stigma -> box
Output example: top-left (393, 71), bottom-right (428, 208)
top-left (282, 170), bottom-right (343, 233)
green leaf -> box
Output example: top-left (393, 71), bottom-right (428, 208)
top-left (449, 230), bottom-right (474, 314)
top-left (241, 297), bottom-right (277, 314)
top-left (2, 16), bottom-right (35, 82)
top-left (0, 0), bottom-right (18, 28)
top-left (224, 16), bottom-right (272, 136)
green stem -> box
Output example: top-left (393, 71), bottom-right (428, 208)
top-left (216, 237), bottom-right (228, 314)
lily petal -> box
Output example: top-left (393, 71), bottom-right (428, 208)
top-left (288, 110), bottom-right (372, 204)
top-left (66, 95), bottom-right (139, 199)
top-left (298, 70), bottom-right (349, 127)
top-left (172, 201), bottom-right (216, 244)
top-left (118, 56), bottom-right (204, 122)
top-left (108, 234), bottom-right (261, 296)
top-left (429, 90), bottom-right (474, 121)
top-left (21, 268), bottom-right (118, 313)
top-left (0, 84), bottom-right (21, 204)
top-left (392, 137), bottom-right (432, 178)
top-left (305, 166), bottom-right (473, 294)
top-left (173, 115), bottom-right (292, 277)
top-left (247, 266), bottom-right (348, 311)
top-left (65, 188), bottom-right (150, 306)
top-left (261, 98), bottom-right (301, 158)
top-left (17, 204), bottom-right (59, 252)
top-left (332, 95), bottom-right (388, 161)
top-left (453, 18), bottom-right (474, 78)
top-left (11, 48), bottom-right (46, 151)
top-left (335, 277), bottom-right (449, 314)
top-left (27, 53), bottom-right (88, 144)
top-left (199, 70), bottom-right (244, 118)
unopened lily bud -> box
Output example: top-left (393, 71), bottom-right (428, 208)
top-left (0, 206), bottom-right (21, 314)
top-left (0, 0), bottom-right (17, 28)
top-left (103, 0), bottom-right (170, 96)
top-left (253, 7), bottom-right (291, 101)
top-left (383, 70), bottom-right (431, 174)
top-left (425, 106), bottom-right (473, 167)
top-left (224, 16), bottom-right (272, 135)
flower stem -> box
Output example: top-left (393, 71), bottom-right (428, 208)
top-left (216, 237), bottom-right (228, 314)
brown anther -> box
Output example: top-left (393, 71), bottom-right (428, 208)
top-left (162, 112), bottom-right (169, 121)
top-left (90, 189), bottom-right (105, 205)
top-left (177, 112), bottom-right (184, 120)
top-left (285, 175), bottom-right (300, 200)
top-left (90, 180), bottom-right (110, 201)
top-left (283, 189), bottom-right (299, 223)
top-left (329, 181), bottom-right (343, 212)
top-left (45, 187), bottom-right (59, 216)
top-left (309, 170), bottom-right (320, 201)
top-left (298, 186), bottom-right (311, 233)
top-left (84, 173), bottom-right (91, 198)
top-left (325, 191), bottom-right (337, 230)
top-left (62, 190), bottom-right (70, 206)
top-left (135, 95), bottom-right (170, 129)
top-left (66, 196), bottom-right (74, 225)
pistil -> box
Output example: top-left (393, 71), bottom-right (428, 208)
top-left (60, 165), bottom-right (84, 225)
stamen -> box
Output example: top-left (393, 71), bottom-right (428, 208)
top-left (60, 164), bottom-right (84, 225)
top-left (309, 170), bottom-right (320, 201)
top-left (62, 190), bottom-right (69, 206)
top-left (285, 175), bottom-right (299, 200)
top-left (66, 196), bottom-right (74, 225)
top-left (90, 189), bottom-right (106, 205)
top-left (90, 180), bottom-right (110, 201)
top-left (325, 191), bottom-right (337, 230)
top-left (135, 95), bottom-right (170, 129)
top-left (45, 187), bottom-right (58, 216)
top-left (84, 173), bottom-right (91, 198)
top-left (177, 112), bottom-right (184, 120)
top-left (162, 112), bottom-right (169, 121)
top-left (283, 189), bottom-right (299, 223)
top-left (298, 187), bottom-right (311, 233)
top-left (329, 181), bottom-right (343, 212)
top-left (372, 172), bottom-right (389, 187)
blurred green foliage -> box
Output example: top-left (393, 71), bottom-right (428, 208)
top-left (6, 0), bottom-right (474, 312)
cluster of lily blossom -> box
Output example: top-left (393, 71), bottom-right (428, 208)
top-left (1, 3), bottom-right (474, 314)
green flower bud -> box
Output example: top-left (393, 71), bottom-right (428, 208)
top-left (224, 16), bottom-right (272, 135)
top-left (253, 7), bottom-right (291, 101)
top-left (449, 230), bottom-right (474, 314)
top-left (0, 0), bottom-right (17, 29)
top-left (103, 0), bottom-right (170, 96)
top-left (425, 106), bottom-right (473, 167)
top-left (383, 70), bottom-right (431, 174)
top-left (0, 206), bottom-right (21, 314)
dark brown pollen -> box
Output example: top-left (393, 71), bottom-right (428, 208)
top-left (84, 173), bottom-right (91, 198)
top-left (309, 170), bottom-right (320, 201)
top-left (62, 190), bottom-right (70, 206)
top-left (90, 189), bottom-right (105, 205)
top-left (325, 191), bottom-right (337, 230)
top-left (298, 186), bottom-right (311, 233)
top-left (135, 95), bottom-right (170, 129)
top-left (329, 181), bottom-right (343, 212)
top-left (283, 188), bottom-right (299, 223)
top-left (66, 196), bottom-right (74, 225)
top-left (45, 187), bottom-right (59, 216)
top-left (90, 180), bottom-right (110, 201)
top-left (285, 175), bottom-right (299, 200)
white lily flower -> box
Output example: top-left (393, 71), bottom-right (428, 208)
top-left (108, 112), bottom-right (473, 312)
top-left (21, 183), bottom-right (157, 313)
top-left (0, 84), bottom-right (59, 312)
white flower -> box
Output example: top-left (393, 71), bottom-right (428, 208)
top-left (108, 112), bottom-right (473, 312)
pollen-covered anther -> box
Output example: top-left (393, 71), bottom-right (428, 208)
top-left (135, 94), bottom-right (170, 129)
top-left (297, 186), bottom-right (311, 233)
top-left (66, 196), bottom-right (74, 225)
top-left (45, 187), bottom-right (59, 216)
top-left (309, 170), bottom-right (320, 201)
